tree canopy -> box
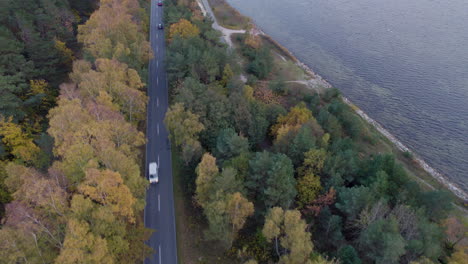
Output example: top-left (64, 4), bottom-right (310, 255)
top-left (0, 0), bottom-right (152, 262)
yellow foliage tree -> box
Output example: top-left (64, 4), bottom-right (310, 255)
top-left (164, 102), bottom-right (204, 148)
top-left (226, 192), bottom-right (254, 237)
top-left (78, 168), bottom-right (136, 224)
top-left (280, 209), bottom-right (314, 264)
top-left (5, 163), bottom-right (67, 215)
top-left (0, 117), bottom-right (40, 164)
top-left (55, 219), bottom-right (114, 264)
top-left (0, 227), bottom-right (36, 263)
top-left (320, 133), bottom-right (330, 148)
top-left (243, 85), bottom-right (254, 101)
top-left (169, 19), bottom-right (200, 39)
top-left (48, 94), bottom-right (146, 197)
top-left (220, 64), bottom-right (234, 87)
top-left (48, 98), bottom-right (93, 157)
top-left (263, 207), bottom-right (314, 263)
top-left (271, 103), bottom-right (313, 142)
top-left (69, 59), bottom-right (147, 122)
top-left (77, 0), bottom-right (151, 67)
top-left (299, 148), bottom-right (327, 176)
top-left (55, 39), bottom-right (75, 64)
top-left (29, 79), bottom-right (48, 95)
top-left (195, 153), bottom-right (219, 208)
top-left (296, 173), bottom-right (322, 208)
top-left (448, 245), bottom-right (468, 264)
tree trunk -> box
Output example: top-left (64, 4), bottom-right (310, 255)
top-left (275, 235), bottom-right (280, 257)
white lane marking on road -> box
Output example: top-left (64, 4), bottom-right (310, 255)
top-left (157, 97), bottom-right (159, 107)
top-left (158, 194), bottom-right (160, 212)
top-left (159, 245), bottom-right (162, 264)
top-left (145, 1), bottom-right (154, 229)
top-left (157, 123), bottom-right (159, 135)
top-left (158, 155), bottom-right (160, 165)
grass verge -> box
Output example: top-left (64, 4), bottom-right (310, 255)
top-left (231, 33), bottom-right (309, 83)
top-left (207, 0), bottom-right (250, 29)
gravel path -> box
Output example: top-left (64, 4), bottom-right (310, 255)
top-left (197, 0), bottom-right (246, 47)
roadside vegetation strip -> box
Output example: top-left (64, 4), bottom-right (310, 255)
top-left (171, 150), bottom-right (238, 264)
top-left (171, 151), bottom-right (188, 263)
top-left (164, 0), bottom-right (467, 263)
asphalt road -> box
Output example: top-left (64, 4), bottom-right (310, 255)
top-left (144, 1), bottom-right (178, 264)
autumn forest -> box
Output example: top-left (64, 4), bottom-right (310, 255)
top-left (1, 0), bottom-right (151, 262)
top-left (0, 0), bottom-right (467, 264)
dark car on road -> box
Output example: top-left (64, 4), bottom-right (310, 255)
top-left (158, 23), bottom-right (163, 29)
top-left (158, 1), bottom-right (163, 6)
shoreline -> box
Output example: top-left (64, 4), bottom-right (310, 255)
top-left (343, 97), bottom-right (468, 202)
top-left (199, 0), bottom-right (468, 203)
top-left (263, 30), bottom-right (468, 202)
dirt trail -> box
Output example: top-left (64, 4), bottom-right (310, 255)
top-left (197, 0), bottom-right (326, 90)
top-left (197, 0), bottom-right (245, 47)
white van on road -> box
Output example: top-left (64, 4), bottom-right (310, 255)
top-left (149, 162), bottom-right (159, 184)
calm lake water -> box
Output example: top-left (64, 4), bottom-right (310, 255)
top-left (227, 0), bottom-right (468, 192)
